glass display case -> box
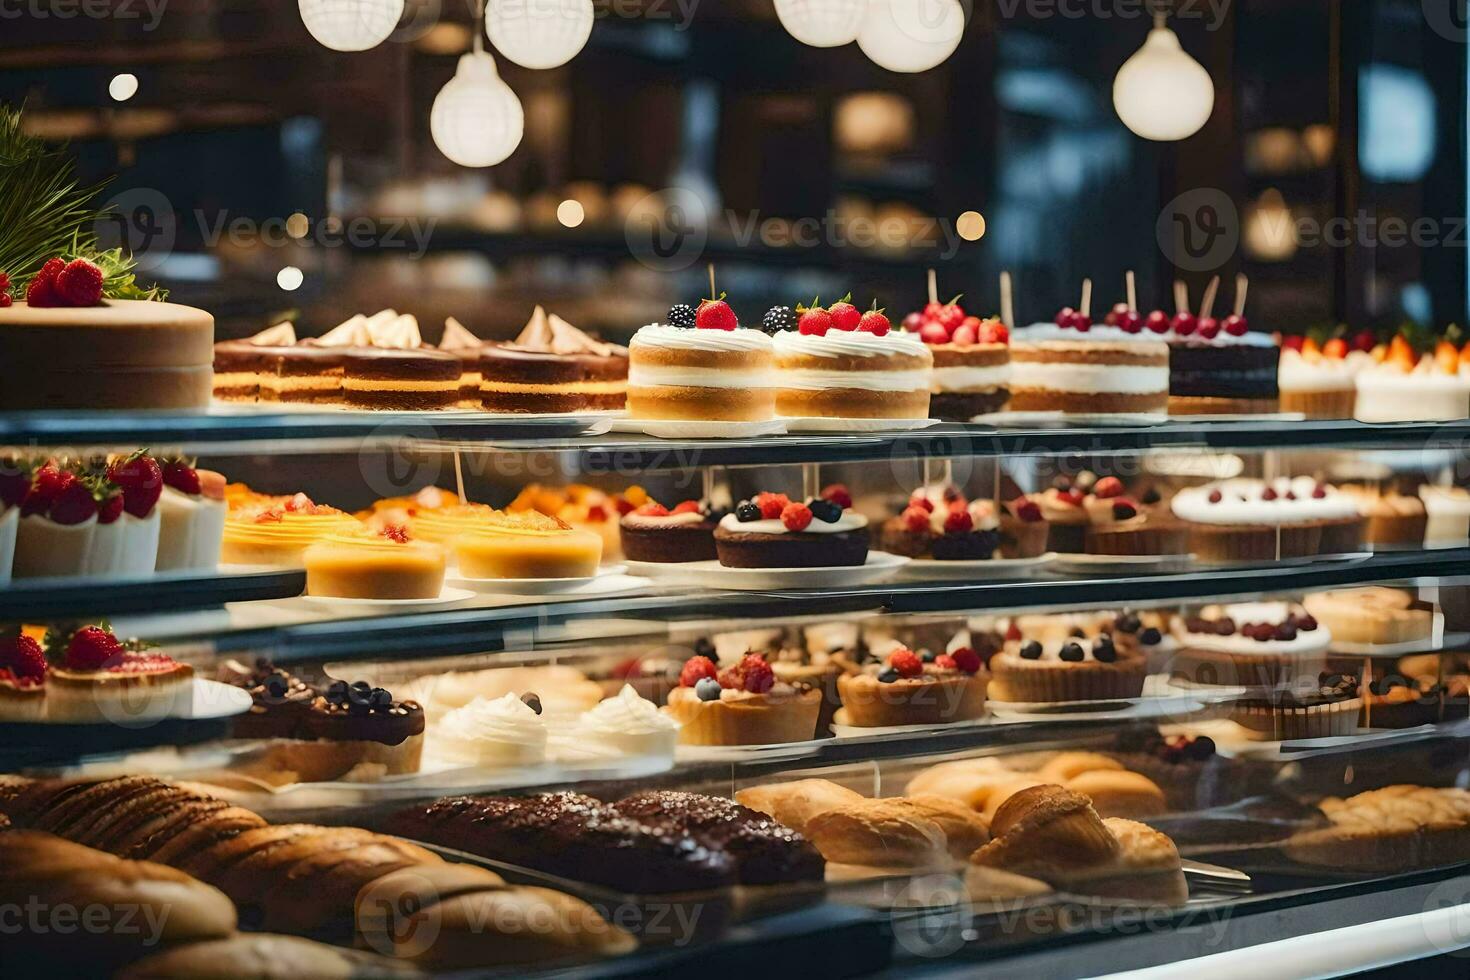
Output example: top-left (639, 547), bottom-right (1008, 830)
top-left (5, 411), bottom-right (1470, 976)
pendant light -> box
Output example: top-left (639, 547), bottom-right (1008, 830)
top-left (431, 0), bottom-right (525, 167)
top-left (1113, 12), bottom-right (1215, 141)
top-left (857, 0), bottom-right (965, 73)
top-left (774, 0), bottom-right (868, 48)
top-left (298, 0), bottom-right (405, 52)
top-left (487, 0), bottom-right (595, 70)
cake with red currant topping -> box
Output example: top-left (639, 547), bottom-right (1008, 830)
top-left (44, 624), bottom-right (194, 724)
top-left (1169, 602), bottom-right (1331, 689)
top-left (834, 644), bottom-right (989, 728)
top-left (1170, 477), bottom-right (1366, 562)
top-left (1011, 282), bottom-right (1170, 417)
top-left (619, 498), bottom-right (719, 563)
top-left (0, 633), bottom-right (47, 721)
top-left (1162, 277), bottom-right (1280, 415)
top-left (0, 258), bottom-right (214, 411)
top-left (663, 653), bottom-right (822, 745)
top-left (880, 486), bottom-right (1001, 560)
top-left (988, 632), bottom-right (1147, 703)
top-left (767, 298), bottom-right (934, 419)
top-left (628, 297), bottom-right (776, 421)
top-left (903, 297), bottom-right (1011, 421)
top-left (714, 488), bottom-right (870, 568)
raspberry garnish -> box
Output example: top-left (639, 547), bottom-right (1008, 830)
top-left (888, 648), bottom-right (923, 678)
top-left (1011, 498), bottom-right (1043, 522)
top-left (1092, 477), bottom-right (1124, 499)
top-left (379, 523), bottom-right (411, 544)
top-left (737, 654), bottom-right (775, 693)
top-left (756, 492), bottom-right (790, 520)
top-left (949, 647), bottom-right (982, 674)
top-left (901, 505), bottom-right (930, 532)
top-left (820, 484), bottom-right (853, 510)
top-left (162, 460), bottom-right (202, 495)
top-left (679, 655), bottom-right (719, 688)
top-left (634, 502), bottom-right (669, 517)
top-left (942, 509), bottom-right (973, 534)
top-left (780, 502), bottom-right (813, 532)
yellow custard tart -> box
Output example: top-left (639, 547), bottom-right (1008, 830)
top-left (304, 524), bottom-right (447, 599)
top-left (453, 511), bottom-right (603, 579)
top-left (221, 495), bottom-right (360, 568)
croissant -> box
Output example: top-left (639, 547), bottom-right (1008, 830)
top-left (803, 800), bottom-right (950, 869)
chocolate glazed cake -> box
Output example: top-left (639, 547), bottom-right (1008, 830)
top-left (1169, 339), bottom-right (1280, 415)
top-left (479, 305), bottom-right (628, 413)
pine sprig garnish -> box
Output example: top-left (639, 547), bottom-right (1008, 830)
top-left (0, 104), bottom-right (165, 301)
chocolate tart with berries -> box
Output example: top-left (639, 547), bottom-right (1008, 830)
top-left (988, 633), bottom-right (1146, 703)
top-left (663, 654), bottom-right (822, 745)
top-left (217, 659), bottom-right (424, 784)
top-left (619, 499), bottom-right (718, 563)
top-left (43, 625), bottom-right (194, 725)
top-left (714, 489), bottom-right (869, 568)
top-left (1169, 602), bottom-right (1330, 689)
top-left (1109, 730), bottom-right (1222, 811)
top-left (1230, 673), bottom-right (1362, 741)
top-left (835, 645), bottom-right (989, 728)
top-left (0, 633), bottom-right (47, 722)
top-left (880, 487), bottom-right (1001, 560)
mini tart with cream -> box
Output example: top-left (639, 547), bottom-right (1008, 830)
top-left (0, 633), bottom-right (47, 722)
top-left (304, 523), bottom-right (447, 599)
top-left (44, 624), bottom-right (194, 724)
top-left (628, 298), bottom-right (776, 422)
top-left (769, 300), bottom-right (933, 419)
top-left (835, 644), bottom-right (989, 728)
top-left (433, 691), bottom-right (548, 767)
top-left (714, 488), bottom-right (869, 568)
top-left (1170, 477), bottom-right (1366, 561)
top-left (451, 509), bottom-right (603, 579)
top-left (221, 494), bottom-right (359, 568)
top-left (569, 683), bottom-right (681, 759)
top-left (1169, 601), bottom-right (1329, 689)
top-left (619, 498), bottom-right (718, 563)
top-left (663, 654), bottom-right (821, 745)
top-left (988, 633), bottom-right (1146, 703)
top-left (880, 486), bottom-right (1000, 560)
top-left (479, 305), bottom-right (628, 413)
top-left (997, 496), bottom-right (1049, 558)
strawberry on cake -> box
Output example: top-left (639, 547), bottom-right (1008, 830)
top-left (44, 624), bottom-right (194, 724)
top-left (715, 487), bottom-right (870, 568)
top-left (766, 298), bottom-right (933, 419)
top-left (12, 460), bottom-right (102, 579)
top-left (154, 459), bottom-right (227, 571)
top-left (0, 633), bottom-right (47, 721)
top-left (619, 498), bottom-right (719, 563)
top-left (903, 295), bottom-right (1011, 421)
top-left (628, 296), bottom-right (776, 421)
top-left (1011, 280), bottom-right (1170, 418)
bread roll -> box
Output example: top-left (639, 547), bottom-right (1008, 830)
top-left (734, 779), bottom-right (865, 832)
top-left (260, 836), bottom-right (444, 933)
top-left (902, 795), bottom-right (990, 858)
top-left (1034, 751), bottom-right (1125, 783)
top-left (803, 800), bottom-right (950, 869)
top-left (1065, 770), bottom-right (1167, 819)
top-left (115, 933), bottom-right (419, 979)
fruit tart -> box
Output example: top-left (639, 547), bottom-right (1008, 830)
top-left (880, 486), bottom-right (1001, 561)
top-left (835, 645), bottom-right (989, 728)
top-left (0, 632), bottom-right (47, 721)
top-left (44, 624), bottom-right (194, 724)
top-left (662, 654), bottom-right (821, 745)
top-left (988, 632), bottom-right (1146, 703)
top-left (715, 486), bottom-right (869, 568)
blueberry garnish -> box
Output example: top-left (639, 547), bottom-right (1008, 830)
top-left (1059, 642), bottom-right (1086, 663)
top-left (1093, 638), bottom-right (1117, 663)
top-left (521, 692), bottom-right (543, 715)
top-left (877, 667), bottom-right (901, 683)
top-left (735, 501), bottom-right (762, 522)
top-left (1139, 627), bottom-right (1162, 646)
top-left (695, 677), bottom-right (722, 701)
top-left (808, 499), bottom-right (843, 523)
top-left (1019, 640), bottom-right (1043, 660)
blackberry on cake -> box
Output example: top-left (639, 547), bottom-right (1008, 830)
top-left (714, 488), bottom-right (870, 568)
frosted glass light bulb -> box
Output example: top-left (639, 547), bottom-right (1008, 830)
top-left (486, 0), bottom-right (594, 69)
top-left (298, 0), bottom-right (405, 52)
top-left (857, 0), bottom-right (965, 73)
top-left (1113, 25), bottom-right (1215, 141)
top-left (775, 0), bottom-right (867, 48)
top-left (430, 51), bottom-right (525, 168)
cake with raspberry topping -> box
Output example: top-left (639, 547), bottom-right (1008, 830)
top-left (629, 296), bottom-right (776, 421)
top-left (902, 286), bottom-right (1011, 420)
top-left (880, 486), bottom-right (1001, 560)
top-left (714, 487), bottom-right (869, 567)
top-left (44, 625), bottom-right (194, 724)
top-left (0, 633), bottom-right (47, 721)
top-left (988, 632), bottom-right (1147, 703)
top-left (1163, 276), bottom-right (1280, 415)
top-left (1169, 601), bottom-right (1331, 689)
top-left (834, 644), bottom-right (989, 728)
top-left (619, 498), bottom-right (719, 563)
top-left (1170, 477), bottom-right (1365, 561)
top-left (662, 654), bottom-right (822, 745)
top-left (769, 298), bottom-right (933, 419)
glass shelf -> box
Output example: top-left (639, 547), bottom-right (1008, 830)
top-left (0, 568), bottom-right (304, 620)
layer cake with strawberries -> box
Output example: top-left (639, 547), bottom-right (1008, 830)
top-left (628, 296), bottom-right (776, 421)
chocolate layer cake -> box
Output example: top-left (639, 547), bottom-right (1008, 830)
top-left (479, 347), bottom-right (629, 413)
top-left (619, 510), bottom-right (718, 562)
top-left (713, 525), bottom-right (870, 568)
top-left (211, 323), bottom-right (298, 402)
top-left (342, 348), bottom-right (461, 410)
top-left (929, 343), bottom-right (1011, 421)
top-left (1168, 338), bottom-right (1279, 415)
top-left (261, 346), bottom-right (348, 403)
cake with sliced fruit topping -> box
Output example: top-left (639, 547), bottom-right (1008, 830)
top-left (1355, 336), bottom-right (1470, 423)
top-left (619, 498), bottom-right (719, 563)
top-left (880, 486), bottom-right (1001, 560)
top-left (663, 653), bottom-right (822, 745)
top-left (989, 632), bottom-right (1147, 703)
top-left (904, 298), bottom-right (1011, 421)
top-left (766, 298), bottom-right (933, 419)
top-left (1011, 284), bottom-right (1169, 417)
top-left (0, 633), bottom-right (47, 722)
top-left (835, 644), bottom-right (989, 728)
top-left (0, 258), bottom-right (214, 411)
top-left (44, 624), bottom-right (194, 724)
top-left (1171, 477), bottom-right (1365, 561)
top-left (628, 297), bottom-right (776, 421)
top-left (1277, 334), bottom-right (1374, 419)
top-left (714, 488), bottom-right (869, 568)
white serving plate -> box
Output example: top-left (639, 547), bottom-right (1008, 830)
top-left (299, 585), bottom-right (475, 612)
top-left (655, 552), bottom-right (909, 591)
top-left (606, 417), bottom-right (788, 439)
top-left (895, 553), bottom-right (1057, 582)
top-left (447, 564), bottom-right (627, 595)
top-left (674, 738), bottom-right (827, 763)
top-left (15, 679), bottom-right (252, 726)
top-left (778, 416), bottom-right (940, 433)
top-left (988, 693), bottom-right (1212, 723)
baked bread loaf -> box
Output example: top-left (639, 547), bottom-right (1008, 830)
top-left (908, 754), bottom-right (1168, 820)
top-left (0, 831), bottom-right (236, 976)
top-left (1034, 751), bottom-right (1126, 782)
top-left (115, 933), bottom-right (419, 979)
top-left (1065, 770), bottom-right (1168, 819)
top-left (802, 800), bottom-right (951, 869)
top-left (735, 778), bottom-right (866, 830)
top-left (1285, 785), bottom-right (1470, 871)
top-left (971, 785), bottom-right (1187, 905)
